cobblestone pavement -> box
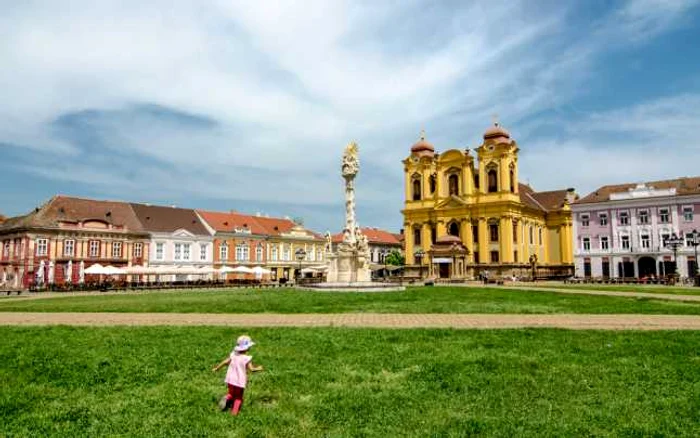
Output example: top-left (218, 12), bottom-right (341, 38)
top-left (1, 312), bottom-right (700, 330)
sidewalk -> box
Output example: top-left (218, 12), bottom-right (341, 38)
top-left (1, 312), bottom-right (699, 330)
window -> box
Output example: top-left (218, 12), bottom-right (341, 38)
top-left (659, 208), bottom-right (669, 224)
top-left (183, 244), bottom-right (191, 261)
top-left (490, 250), bottom-right (499, 263)
top-left (200, 244), bottom-right (207, 261)
top-left (431, 227), bottom-right (437, 244)
top-left (3, 241), bottom-right (9, 258)
top-left (599, 213), bottom-right (608, 226)
top-left (581, 214), bottom-right (589, 227)
top-left (156, 243), bottom-right (165, 260)
top-left (448, 222), bottom-right (459, 237)
top-left (412, 178), bottom-right (421, 201)
top-left (236, 243), bottom-right (249, 261)
top-left (413, 227), bottom-right (421, 246)
top-left (600, 236), bottom-right (609, 250)
top-left (529, 226), bottom-right (534, 245)
top-left (256, 244), bottom-right (263, 262)
top-left (64, 240), bottom-right (75, 257)
top-left (683, 206), bottom-right (694, 222)
top-left (686, 233), bottom-right (697, 247)
top-left (134, 243), bottom-right (143, 258)
top-left (641, 234), bottom-right (650, 249)
top-left (474, 172), bottom-right (480, 189)
top-left (472, 225), bottom-right (479, 244)
top-left (513, 250), bottom-right (518, 263)
top-left (308, 248), bottom-right (315, 261)
top-left (271, 245), bottom-right (278, 261)
top-left (448, 174), bottom-right (459, 196)
top-left (582, 237), bottom-right (590, 251)
top-left (112, 242), bottom-right (122, 258)
top-left (489, 223), bottom-right (499, 242)
top-left (638, 210), bottom-right (649, 225)
top-left (619, 212), bottom-right (629, 226)
top-left (621, 235), bottom-right (630, 250)
top-left (473, 251), bottom-right (480, 264)
top-left (512, 222), bottom-right (518, 243)
top-left (283, 245), bottom-right (291, 261)
top-left (219, 243), bottom-right (228, 261)
top-left (306, 249), bottom-right (314, 261)
top-left (487, 169), bottom-right (498, 193)
top-left (317, 250), bottom-right (323, 261)
top-left (509, 166), bottom-right (515, 193)
top-left (36, 239), bottom-right (48, 256)
top-left (89, 240), bottom-right (100, 257)
top-left (661, 233), bottom-right (670, 246)
top-left (538, 228), bottom-right (543, 245)
top-left (429, 174), bottom-right (436, 194)
top-left (174, 243), bottom-right (182, 261)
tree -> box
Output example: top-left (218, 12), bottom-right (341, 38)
top-left (384, 250), bottom-right (405, 266)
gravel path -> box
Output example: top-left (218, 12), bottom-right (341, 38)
top-left (2, 312), bottom-right (700, 330)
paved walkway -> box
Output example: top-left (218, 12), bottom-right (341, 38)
top-left (2, 312), bottom-right (700, 330)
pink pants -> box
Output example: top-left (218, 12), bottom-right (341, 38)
top-left (226, 384), bottom-right (245, 415)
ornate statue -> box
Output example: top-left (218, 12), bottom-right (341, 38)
top-left (324, 231), bottom-right (332, 252)
top-left (341, 142), bottom-right (359, 179)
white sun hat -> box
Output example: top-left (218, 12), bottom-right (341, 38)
top-left (234, 335), bottom-right (255, 352)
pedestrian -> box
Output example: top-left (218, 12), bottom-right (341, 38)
top-left (212, 335), bottom-right (264, 415)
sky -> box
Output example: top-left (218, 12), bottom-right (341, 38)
top-left (1, 0), bottom-right (700, 233)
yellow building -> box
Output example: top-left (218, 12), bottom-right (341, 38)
top-left (402, 123), bottom-right (575, 280)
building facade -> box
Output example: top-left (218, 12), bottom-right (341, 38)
top-left (196, 211), bottom-right (326, 281)
top-left (572, 178), bottom-right (700, 279)
top-left (0, 196), bottom-right (150, 288)
top-left (130, 203), bottom-right (214, 281)
top-left (402, 123), bottom-right (576, 279)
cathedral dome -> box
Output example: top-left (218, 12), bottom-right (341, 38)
top-left (411, 130), bottom-right (435, 155)
top-left (483, 122), bottom-right (511, 140)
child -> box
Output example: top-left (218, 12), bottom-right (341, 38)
top-left (212, 335), bottom-right (263, 415)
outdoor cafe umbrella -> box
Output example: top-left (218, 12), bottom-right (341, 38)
top-left (48, 261), bottom-right (55, 284)
top-left (84, 263), bottom-right (105, 275)
top-left (66, 260), bottom-right (73, 283)
top-left (79, 261), bottom-right (85, 284)
top-left (36, 260), bottom-right (45, 285)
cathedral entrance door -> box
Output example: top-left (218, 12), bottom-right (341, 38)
top-left (438, 263), bottom-right (450, 278)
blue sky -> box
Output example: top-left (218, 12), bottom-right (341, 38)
top-left (1, 0), bottom-right (700, 232)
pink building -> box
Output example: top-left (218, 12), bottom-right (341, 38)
top-left (572, 177), bottom-right (700, 279)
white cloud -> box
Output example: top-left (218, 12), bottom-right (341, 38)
top-left (0, 0), bottom-right (698, 230)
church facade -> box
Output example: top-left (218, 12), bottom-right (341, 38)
top-left (402, 123), bottom-right (576, 279)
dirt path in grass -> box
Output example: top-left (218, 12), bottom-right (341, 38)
top-left (1, 312), bottom-right (700, 330)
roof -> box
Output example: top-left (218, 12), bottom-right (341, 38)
top-left (130, 203), bottom-right (210, 235)
top-left (518, 184), bottom-right (571, 213)
top-left (0, 196), bottom-right (145, 233)
top-left (196, 210), bottom-right (268, 235)
top-left (332, 227), bottom-right (402, 245)
top-left (577, 176), bottom-right (700, 204)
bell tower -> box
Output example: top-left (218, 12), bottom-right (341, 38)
top-left (476, 121), bottom-right (519, 196)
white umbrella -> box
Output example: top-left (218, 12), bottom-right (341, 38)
top-left (79, 261), bottom-right (85, 284)
top-left (1, 270), bottom-right (6, 285)
top-left (66, 261), bottom-right (73, 283)
top-left (103, 265), bottom-right (126, 275)
top-left (36, 260), bottom-right (45, 285)
top-left (231, 266), bottom-right (254, 274)
top-left (84, 263), bottom-right (105, 275)
top-left (218, 266), bottom-right (237, 274)
top-left (251, 266), bottom-right (271, 275)
top-left (48, 261), bottom-right (55, 284)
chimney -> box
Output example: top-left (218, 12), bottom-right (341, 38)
top-left (565, 188), bottom-right (576, 204)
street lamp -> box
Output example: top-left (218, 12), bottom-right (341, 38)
top-left (414, 249), bottom-right (425, 278)
top-left (295, 248), bottom-right (306, 283)
top-left (690, 229), bottom-right (700, 285)
top-left (664, 232), bottom-right (684, 278)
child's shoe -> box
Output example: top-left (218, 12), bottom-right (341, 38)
top-left (218, 396), bottom-right (232, 411)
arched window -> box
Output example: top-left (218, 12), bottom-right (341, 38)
top-left (431, 226), bottom-right (437, 244)
top-left (413, 227), bottom-right (421, 246)
top-left (487, 168), bottom-right (498, 193)
top-left (489, 221), bottom-right (499, 242)
top-left (509, 164), bottom-right (515, 193)
top-left (448, 222), bottom-right (460, 237)
top-left (448, 174), bottom-right (459, 196)
top-left (412, 177), bottom-right (422, 201)
top-left (429, 174), bottom-right (436, 194)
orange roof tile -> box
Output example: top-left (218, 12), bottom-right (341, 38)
top-left (577, 176), bottom-right (700, 204)
top-left (332, 227), bottom-right (402, 245)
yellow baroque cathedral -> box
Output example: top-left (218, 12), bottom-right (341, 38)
top-left (402, 122), bottom-right (576, 280)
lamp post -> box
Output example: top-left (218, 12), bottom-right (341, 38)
top-left (690, 229), bottom-right (700, 285)
top-left (295, 248), bottom-right (306, 283)
top-left (664, 233), bottom-right (684, 279)
top-left (414, 249), bottom-right (425, 278)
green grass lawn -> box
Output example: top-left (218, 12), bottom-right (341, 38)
top-left (534, 283), bottom-right (700, 296)
top-left (1, 287), bottom-right (700, 315)
top-left (1, 327), bottom-right (698, 437)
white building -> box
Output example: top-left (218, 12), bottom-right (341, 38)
top-left (572, 178), bottom-right (700, 279)
top-left (130, 203), bottom-right (214, 281)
